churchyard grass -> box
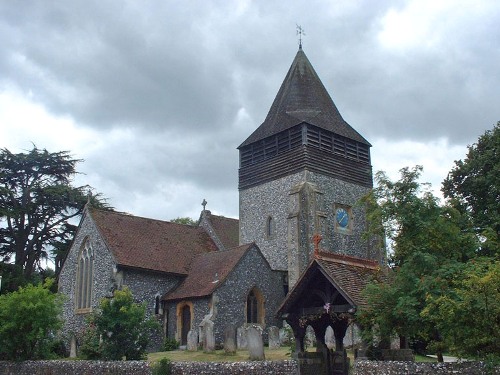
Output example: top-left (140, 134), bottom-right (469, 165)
top-left (149, 347), bottom-right (300, 362)
top-left (149, 349), bottom-right (437, 363)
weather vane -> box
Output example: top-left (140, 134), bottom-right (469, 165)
top-left (296, 24), bottom-right (305, 49)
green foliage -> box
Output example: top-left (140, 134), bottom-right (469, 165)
top-left (85, 287), bottom-right (160, 360)
top-left (78, 315), bottom-right (101, 360)
top-left (170, 217), bottom-right (197, 226)
top-left (358, 166), bottom-right (480, 359)
top-left (163, 337), bottom-right (180, 351)
top-left (443, 122), bottom-right (500, 257)
top-left (0, 279), bottom-right (64, 360)
top-left (0, 146), bottom-right (111, 289)
top-left (152, 357), bottom-right (172, 375)
top-left (422, 259), bottom-right (500, 359)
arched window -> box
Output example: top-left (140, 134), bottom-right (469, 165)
top-left (246, 287), bottom-right (264, 324)
top-left (76, 239), bottom-right (94, 311)
top-left (266, 216), bottom-right (275, 238)
top-left (155, 295), bottom-right (161, 315)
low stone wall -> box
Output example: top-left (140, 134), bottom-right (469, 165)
top-left (0, 360), bottom-right (298, 375)
top-left (1, 359), bottom-right (497, 375)
top-left (0, 360), bottom-right (151, 375)
top-left (170, 360), bottom-right (297, 374)
top-left (353, 360), bottom-right (500, 375)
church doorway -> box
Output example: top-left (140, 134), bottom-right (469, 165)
top-left (181, 305), bottom-right (191, 346)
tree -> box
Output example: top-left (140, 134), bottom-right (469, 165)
top-left (170, 217), bottom-right (197, 225)
top-left (443, 122), bottom-right (500, 256)
top-left (82, 287), bottom-right (159, 360)
top-left (0, 279), bottom-right (64, 360)
top-left (422, 258), bottom-right (500, 360)
top-left (358, 166), bottom-right (477, 361)
top-left (0, 146), bottom-right (110, 289)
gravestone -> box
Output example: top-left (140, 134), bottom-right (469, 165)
top-left (247, 325), bottom-right (265, 360)
top-left (201, 319), bottom-right (215, 352)
top-left (70, 335), bottom-right (77, 358)
top-left (305, 325), bottom-right (316, 348)
top-left (187, 329), bottom-right (198, 351)
top-left (325, 326), bottom-right (335, 350)
top-left (237, 326), bottom-right (248, 349)
top-left (224, 324), bottom-right (237, 354)
top-left (268, 326), bottom-right (280, 349)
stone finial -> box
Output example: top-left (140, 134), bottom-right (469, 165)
top-left (202, 199), bottom-right (207, 211)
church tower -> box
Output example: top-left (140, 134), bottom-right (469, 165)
top-left (238, 47), bottom-right (381, 286)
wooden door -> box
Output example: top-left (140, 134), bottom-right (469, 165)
top-left (181, 305), bottom-right (191, 345)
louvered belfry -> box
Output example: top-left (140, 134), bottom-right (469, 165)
top-left (238, 47), bottom-right (380, 287)
top-left (238, 47), bottom-right (372, 190)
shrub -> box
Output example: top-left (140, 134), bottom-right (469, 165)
top-left (163, 337), bottom-right (180, 351)
top-left (152, 357), bottom-right (172, 375)
top-left (0, 279), bottom-right (63, 360)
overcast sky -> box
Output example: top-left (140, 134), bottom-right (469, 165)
top-left (1, 1), bottom-right (499, 221)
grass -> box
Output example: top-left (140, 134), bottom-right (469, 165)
top-left (148, 347), bottom-right (292, 363)
top-left (415, 354), bottom-right (438, 362)
top-left (149, 348), bottom-right (437, 364)
top-left (148, 347), bottom-right (360, 363)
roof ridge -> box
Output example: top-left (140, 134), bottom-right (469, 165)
top-left (90, 206), bottom-right (201, 228)
top-left (315, 250), bottom-right (379, 269)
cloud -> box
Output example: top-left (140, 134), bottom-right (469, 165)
top-left (1, 0), bottom-right (498, 221)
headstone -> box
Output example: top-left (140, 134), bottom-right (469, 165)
top-left (325, 326), bottom-right (335, 350)
top-left (70, 335), bottom-right (77, 358)
top-left (237, 326), bottom-right (248, 349)
top-left (187, 329), bottom-right (198, 351)
top-left (247, 325), bottom-right (265, 360)
top-left (279, 322), bottom-right (293, 345)
top-left (201, 319), bottom-right (215, 352)
top-left (268, 326), bottom-right (280, 349)
top-left (224, 324), bottom-right (237, 354)
top-left (305, 325), bottom-right (316, 348)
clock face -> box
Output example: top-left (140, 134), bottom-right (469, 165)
top-left (336, 208), bottom-right (349, 228)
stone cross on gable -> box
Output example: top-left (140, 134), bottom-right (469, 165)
top-left (312, 233), bottom-right (322, 256)
top-left (202, 199), bottom-right (207, 211)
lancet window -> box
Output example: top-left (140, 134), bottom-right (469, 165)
top-left (76, 238), bottom-right (94, 311)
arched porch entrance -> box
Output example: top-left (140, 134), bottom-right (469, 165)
top-left (277, 249), bottom-right (380, 375)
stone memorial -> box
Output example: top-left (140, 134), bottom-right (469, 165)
top-left (268, 326), bottom-right (280, 349)
top-left (237, 326), bottom-right (248, 349)
top-left (224, 324), bottom-right (237, 354)
top-left (247, 325), bottom-right (265, 360)
top-left (187, 329), bottom-right (198, 351)
top-left (201, 319), bottom-right (215, 352)
top-left (325, 326), bottom-right (335, 350)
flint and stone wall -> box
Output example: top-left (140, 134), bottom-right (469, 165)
top-left (165, 246), bottom-right (285, 345)
top-left (239, 170), bottom-right (381, 285)
top-left (58, 213), bottom-right (117, 348)
top-left (58, 212), bottom-right (182, 353)
top-left (1, 360), bottom-right (497, 375)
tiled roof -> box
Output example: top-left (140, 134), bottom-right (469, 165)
top-left (315, 252), bottom-right (381, 308)
top-left (239, 48), bottom-right (370, 148)
top-left (277, 251), bottom-right (381, 316)
top-left (89, 208), bottom-right (217, 275)
top-left (163, 244), bottom-right (255, 301)
top-left (207, 214), bottom-right (239, 250)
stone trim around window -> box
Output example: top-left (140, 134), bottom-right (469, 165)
top-left (75, 238), bottom-right (94, 314)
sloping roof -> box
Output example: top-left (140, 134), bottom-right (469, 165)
top-left (277, 251), bottom-right (381, 316)
top-left (315, 253), bottom-right (381, 309)
top-left (239, 48), bottom-right (370, 148)
top-left (206, 213), bottom-right (239, 250)
top-left (163, 243), bottom-right (255, 301)
top-left (89, 207), bottom-right (218, 275)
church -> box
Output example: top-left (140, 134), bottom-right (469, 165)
top-left (58, 46), bottom-right (384, 355)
